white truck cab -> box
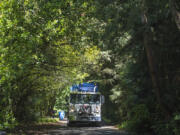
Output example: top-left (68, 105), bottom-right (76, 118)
top-left (67, 83), bottom-right (104, 126)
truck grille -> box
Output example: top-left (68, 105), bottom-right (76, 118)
top-left (78, 105), bottom-right (92, 116)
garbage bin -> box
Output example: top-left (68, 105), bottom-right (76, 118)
top-left (58, 111), bottom-right (65, 120)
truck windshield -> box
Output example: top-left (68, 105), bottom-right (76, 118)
top-left (70, 94), bottom-right (100, 104)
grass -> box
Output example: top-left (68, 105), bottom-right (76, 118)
top-left (6, 117), bottom-right (62, 134)
top-left (35, 117), bottom-right (59, 124)
top-left (117, 121), bottom-right (129, 129)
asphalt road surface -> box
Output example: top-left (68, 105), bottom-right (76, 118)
top-left (44, 126), bottom-right (127, 135)
top-left (26, 120), bottom-right (128, 135)
top-left (7, 119), bottom-right (128, 135)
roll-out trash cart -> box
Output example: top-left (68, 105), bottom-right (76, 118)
top-left (58, 111), bottom-right (65, 120)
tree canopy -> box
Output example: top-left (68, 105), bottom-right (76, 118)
top-left (0, 0), bottom-right (180, 135)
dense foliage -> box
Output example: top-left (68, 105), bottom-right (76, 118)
top-left (0, 0), bottom-right (99, 129)
top-left (87, 0), bottom-right (180, 135)
top-left (0, 0), bottom-right (180, 135)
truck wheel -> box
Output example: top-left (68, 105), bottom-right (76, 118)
top-left (67, 121), bottom-right (74, 127)
top-left (67, 122), bottom-right (71, 127)
top-left (96, 122), bottom-right (102, 127)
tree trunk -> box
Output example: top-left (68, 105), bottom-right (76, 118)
top-left (141, 5), bottom-right (170, 117)
top-left (143, 30), bottom-right (161, 109)
top-left (170, 0), bottom-right (180, 30)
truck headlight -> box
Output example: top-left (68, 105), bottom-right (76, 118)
top-left (94, 106), bottom-right (100, 113)
top-left (70, 106), bottom-right (75, 113)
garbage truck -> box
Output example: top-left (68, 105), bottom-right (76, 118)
top-left (67, 82), bottom-right (104, 126)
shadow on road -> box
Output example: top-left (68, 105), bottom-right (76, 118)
top-left (7, 119), bottom-right (128, 135)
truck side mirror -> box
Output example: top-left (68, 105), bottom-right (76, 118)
top-left (101, 95), bottom-right (105, 104)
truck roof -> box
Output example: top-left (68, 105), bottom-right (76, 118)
top-left (70, 82), bottom-right (99, 93)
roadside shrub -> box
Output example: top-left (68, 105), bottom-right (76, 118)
top-left (152, 114), bottom-right (180, 135)
top-left (125, 104), bottom-right (152, 134)
top-left (0, 110), bottom-right (17, 130)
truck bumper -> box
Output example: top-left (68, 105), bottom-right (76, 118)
top-left (67, 120), bottom-right (102, 127)
top-left (68, 115), bottom-right (101, 121)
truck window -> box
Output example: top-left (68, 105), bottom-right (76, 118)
top-left (70, 94), bottom-right (100, 104)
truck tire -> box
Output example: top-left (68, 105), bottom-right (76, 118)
top-left (95, 122), bottom-right (102, 127)
top-left (67, 121), bottom-right (75, 127)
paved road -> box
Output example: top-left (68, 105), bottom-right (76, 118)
top-left (12, 120), bottom-right (128, 135)
top-left (44, 126), bottom-right (127, 135)
top-left (25, 120), bottom-right (128, 135)
top-left (40, 126), bottom-right (127, 135)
